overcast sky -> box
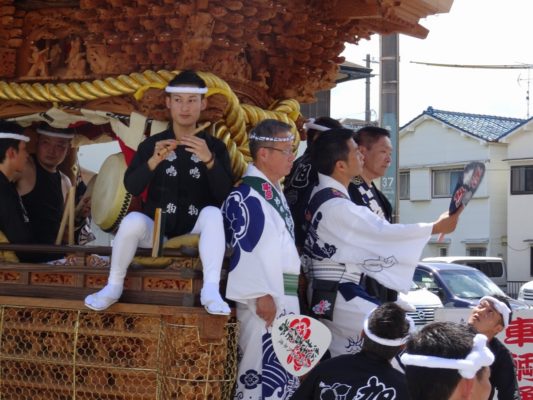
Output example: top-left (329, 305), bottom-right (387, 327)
top-left (331, 0), bottom-right (533, 125)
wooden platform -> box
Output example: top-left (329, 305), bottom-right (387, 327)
top-left (0, 261), bottom-right (205, 307)
top-left (0, 297), bottom-right (238, 400)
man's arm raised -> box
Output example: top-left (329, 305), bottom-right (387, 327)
top-left (431, 206), bottom-right (464, 235)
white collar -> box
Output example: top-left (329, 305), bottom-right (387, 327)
top-left (317, 173), bottom-right (349, 198)
top-left (246, 163), bottom-right (282, 193)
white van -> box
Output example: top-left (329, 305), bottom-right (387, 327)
top-left (518, 281), bottom-right (533, 305)
top-left (422, 256), bottom-right (507, 291)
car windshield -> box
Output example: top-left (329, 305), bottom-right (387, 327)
top-left (439, 269), bottom-right (506, 299)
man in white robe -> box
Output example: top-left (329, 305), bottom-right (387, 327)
top-left (223, 119), bottom-right (300, 400)
top-left (303, 128), bottom-right (462, 357)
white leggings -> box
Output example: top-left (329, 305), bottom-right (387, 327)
top-left (107, 206), bottom-right (225, 286)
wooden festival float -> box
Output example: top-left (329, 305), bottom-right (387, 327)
top-left (0, 1), bottom-right (452, 398)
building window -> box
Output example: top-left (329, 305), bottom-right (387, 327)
top-left (467, 247), bottom-right (487, 257)
top-left (511, 165), bottom-right (533, 194)
top-left (399, 171), bottom-right (410, 200)
top-left (432, 169), bottom-right (463, 197)
top-left (439, 247), bottom-right (448, 257)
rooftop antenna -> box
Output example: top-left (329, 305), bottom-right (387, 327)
top-left (517, 67), bottom-right (531, 118)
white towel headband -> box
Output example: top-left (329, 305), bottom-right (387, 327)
top-left (400, 333), bottom-right (495, 379)
top-left (249, 131), bottom-right (294, 143)
top-left (0, 133), bottom-right (29, 142)
top-left (363, 310), bottom-right (415, 347)
top-left (165, 86), bottom-right (208, 94)
top-left (36, 128), bottom-right (74, 139)
top-left (479, 296), bottom-right (511, 328)
top-left (303, 118), bottom-right (333, 132)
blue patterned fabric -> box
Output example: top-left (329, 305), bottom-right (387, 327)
top-left (262, 332), bottom-right (299, 399)
top-left (223, 184), bottom-right (265, 272)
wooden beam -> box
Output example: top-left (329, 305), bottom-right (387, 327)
top-left (0, 243), bottom-right (199, 257)
top-left (328, 0), bottom-right (383, 19)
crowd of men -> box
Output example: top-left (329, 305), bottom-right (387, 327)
top-left (0, 70), bottom-right (521, 400)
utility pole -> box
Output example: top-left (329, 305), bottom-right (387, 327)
top-left (379, 34), bottom-right (400, 222)
top-left (365, 54), bottom-right (371, 123)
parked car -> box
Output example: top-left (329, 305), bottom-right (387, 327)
top-left (400, 281), bottom-right (443, 327)
top-left (414, 262), bottom-right (529, 310)
top-left (518, 281), bottom-right (533, 305)
top-left (422, 256), bottom-right (507, 291)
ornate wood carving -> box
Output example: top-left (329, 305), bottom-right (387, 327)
top-left (143, 278), bottom-right (193, 293)
top-left (0, 0), bottom-right (452, 103)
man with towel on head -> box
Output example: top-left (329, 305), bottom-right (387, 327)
top-left (17, 122), bottom-right (74, 261)
top-left (468, 295), bottom-right (520, 400)
top-left (402, 322), bottom-right (494, 400)
top-left (223, 119), bottom-right (300, 399)
top-left (284, 116), bottom-right (342, 248)
top-left (292, 302), bottom-right (412, 400)
top-left (0, 121), bottom-right (32, 261)
top-left (85, 70), bottom-right (233, 315)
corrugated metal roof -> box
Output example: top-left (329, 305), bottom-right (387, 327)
top-left (403, 107), bottom-right (529, 142)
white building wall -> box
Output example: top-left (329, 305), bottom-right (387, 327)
top-left (486, 144), bottom-right (508, 260)
top-left (503, 126), bottom-right (533, 281)
top-left (399, 117), bottom-right (504, 261)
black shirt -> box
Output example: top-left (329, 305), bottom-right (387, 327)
top-left (21, 155), bottom-right (64, 246)
top-left (292, 351), bottom-right (410, 400)
top-left (348, 176), bottom-right (393, 223)
top-left (0, 171), bottom-right (32, 260)
top-left (284, 151), bottom-right (317, 248)
top-left (124, 128), bottom-right (233, 237)
top-left (489, 337), bottom-right (521, 400)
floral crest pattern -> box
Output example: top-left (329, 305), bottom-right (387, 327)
top-left (277, 317), bottom-right (319, 372)
top-left (222, 185), bottom-right (265, 271)
top-left (311, 299), bottom-right (332, 316)
top-left (238, 369), bottom-right (261, 390)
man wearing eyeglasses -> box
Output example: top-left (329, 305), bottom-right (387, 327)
top-left (468, 295), bottom-right (520, 400)
top-left (222, 119), bottom-right (301, 399)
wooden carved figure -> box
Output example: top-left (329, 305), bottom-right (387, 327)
top-left (27, 45), bottom-right (50, 77)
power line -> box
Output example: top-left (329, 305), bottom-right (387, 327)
top-left (410, 61), bottom-right (533, 69)
top-left (410, 61), bottom-right (533, 117)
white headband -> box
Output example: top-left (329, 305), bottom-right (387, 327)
top-left (249, 131), bottom-right (295, 143)
top-left (479, 296), bottom-right (511, 328)
top-left (363, 312), bottom-right (415, 347)
top-left (0, 133), bottom-right (29, 142)
top-left (400, 334), bottom-right (495, 379)
top-left (303, 118), bottom-right (332, 132)
top-left (36, 128), bottom-right (74, 139)
top-left (165, 86), bottom-right (208, 94)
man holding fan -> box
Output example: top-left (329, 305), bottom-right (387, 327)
top-left (223, 119), bottom-right (301, 399)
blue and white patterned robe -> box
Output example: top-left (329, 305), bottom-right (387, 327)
top-left (303, 174), bottom-right (433, 357)
top-left (223, 164), bottom-right (300, 400)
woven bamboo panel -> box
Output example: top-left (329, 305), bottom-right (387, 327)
top-left (0, 305), bottom-right (238, 400)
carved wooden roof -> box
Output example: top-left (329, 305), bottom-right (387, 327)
top-left (0, 0), bottom-right (453, 104)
